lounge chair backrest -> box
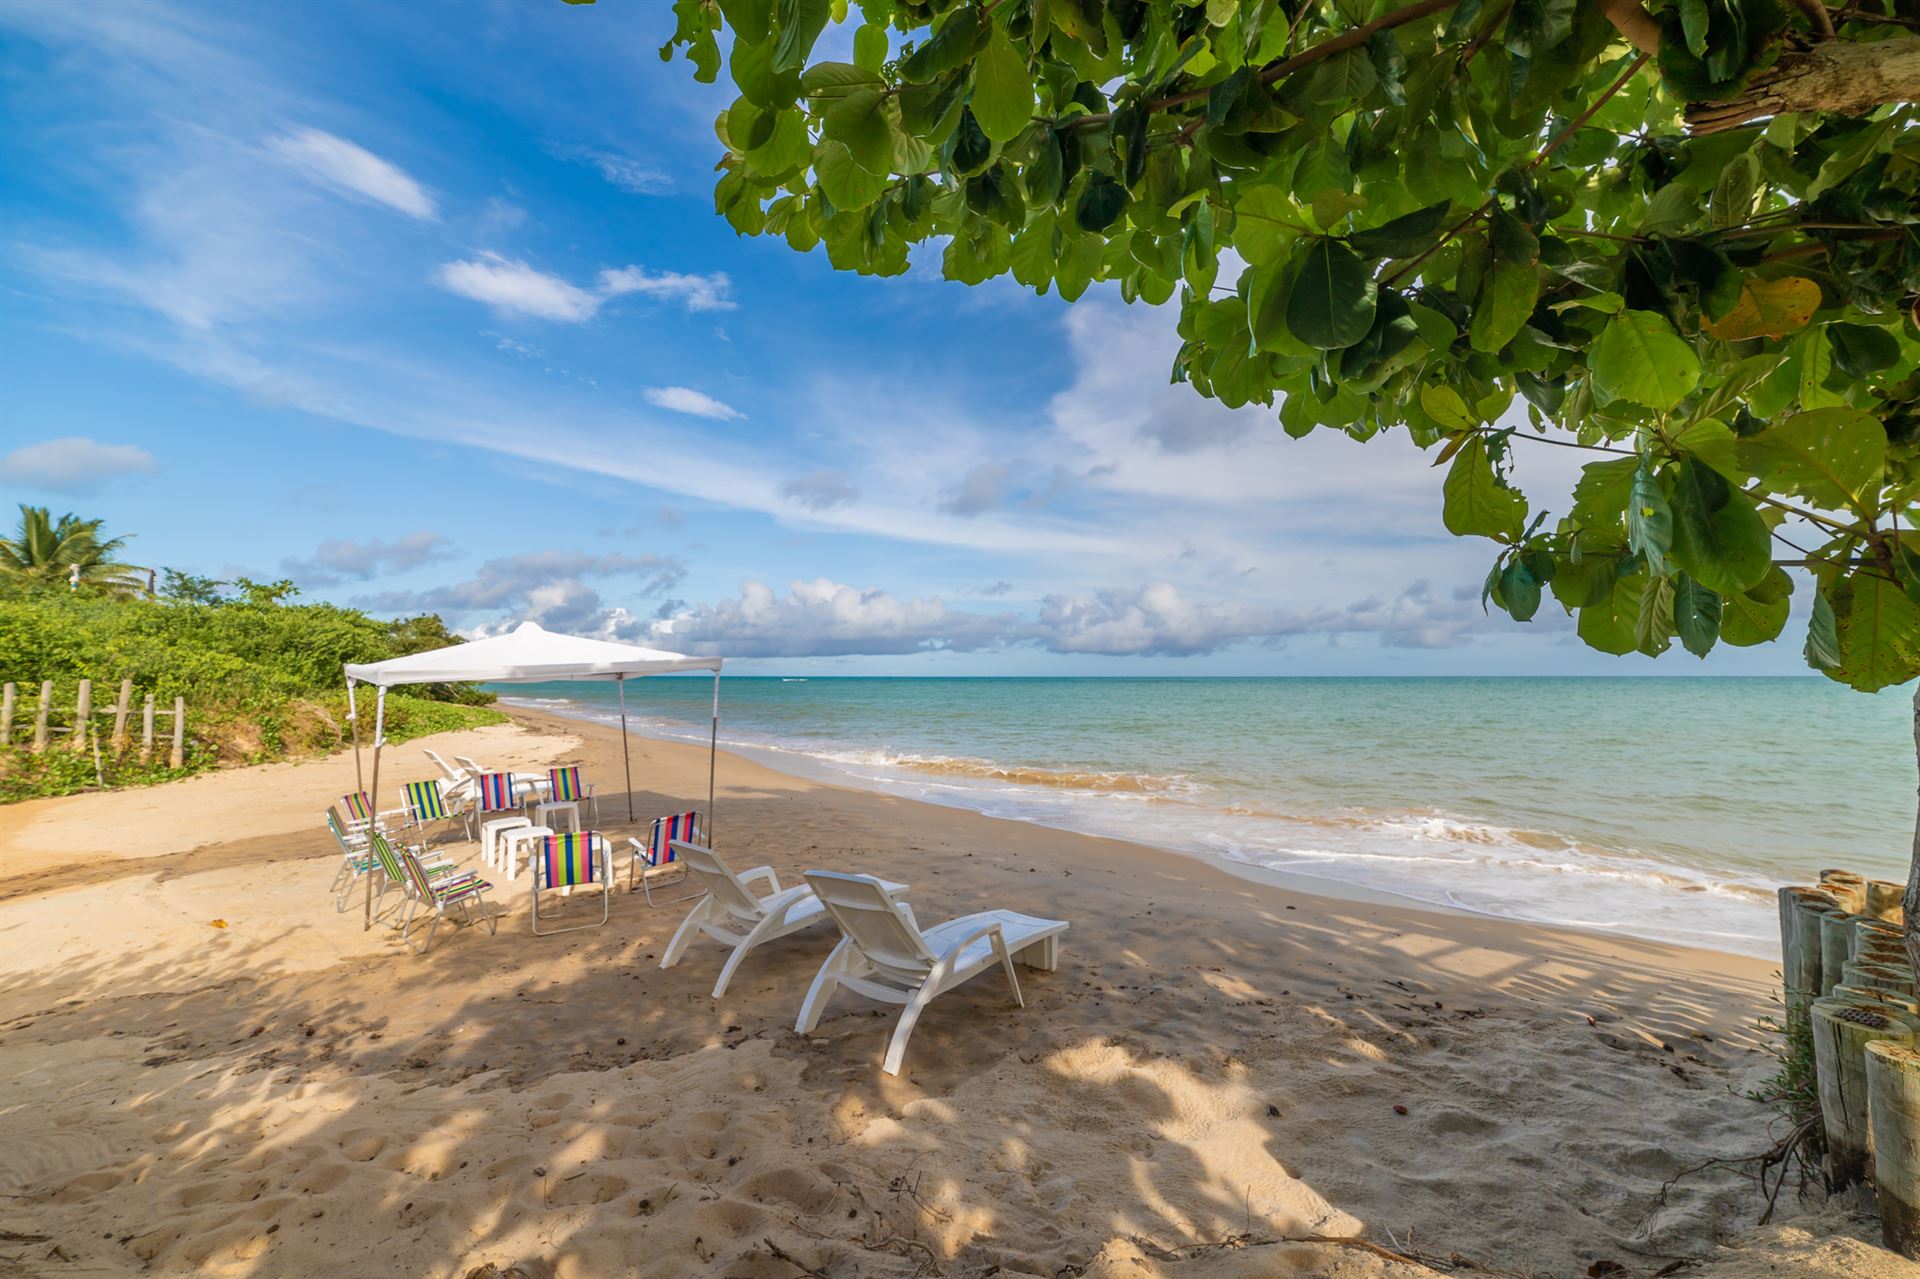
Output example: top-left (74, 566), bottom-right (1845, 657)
top-left (397, 843), bottom-right (437, 900)
top-left (643, 811), bottom-right (701, 868)
top-left (423, 748), bottom-right (459, 779)
top-left (326, 807), bottom-right (356, 852)
top-left (403, 779), bottom-right (448, 821)
top-left (803, 871), bottom-right (937, 977)
top-left (368, 830), bottom-right (409, 885)
top-left (549, 765), bottom-right (586, 802)
top-left (541, 832), bottom-right (601, 888)
top-left (475, 772), bottom-right (518, 812)
top-left (340, 791), bottom-right (375, 823)
top-left (670, 841), bottom-right (765, 922)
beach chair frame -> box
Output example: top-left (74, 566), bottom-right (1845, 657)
top-left (629, 811), bottom-right (704, 906)
top-left (389, 837), bottom-right (495, 954)
top-left (531, 831), bottom-right (612, 936)
top-left (660, 841), bottom-right (909, 998)
top-left (796, 870), bottom-right (1068, 1076)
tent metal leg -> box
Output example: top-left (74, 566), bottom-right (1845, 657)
top-left (365, 686), bottom-right (387, 931)
top-left (708, 670), bottom-right (719, 848)
top-left (619, 675), bottom-right (634, 824)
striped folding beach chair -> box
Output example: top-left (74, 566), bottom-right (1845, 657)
top-left (338, 791), bottom-right (402, 834)
top-left (384, 834), bottom-right (495, 954)
top-left (364, 829), bottom-right (470, 927)
top-left (326, 807), bottom-right (381, 912)
top-left (402, 778), bottom-right (466, 843)
top-left (629, 810), bottom-right (702, 906)
top-left (532, 831), bottom-right (611, 936)
top-left (547, 765), bottom-right (599, 822)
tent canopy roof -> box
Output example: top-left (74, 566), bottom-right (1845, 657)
top-left (344, 621), bottom-right (722, 688)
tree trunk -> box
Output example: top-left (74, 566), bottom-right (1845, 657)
top-left (1688, 36), bottom-right (1920, 134)
top-left (1907, 684), bottom-right (1920, 998)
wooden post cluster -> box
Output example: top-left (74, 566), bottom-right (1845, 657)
top-left (1784, 865), bottom-right (1920, 1257)
top-left (1, 680), bottom-right (187, 775)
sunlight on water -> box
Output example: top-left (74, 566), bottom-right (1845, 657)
top-left (493, 677), bottom-right (1917, 959)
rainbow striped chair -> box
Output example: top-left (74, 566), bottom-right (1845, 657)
top-left (549, 765), bottom-right (598, 820)
top-left (329, 808), bottom-right (455, 912)
top-left (532, 831), bottom-right (611, 936)
top-left (628, 810), bottom-right (702, 906)
top-left (337, 790), bottom-right (402, 835)
top-left (364, 829), bottom-right (474, 932)
top-left (402, 778), bottom-right (466, 844)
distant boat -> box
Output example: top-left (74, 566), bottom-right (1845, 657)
top-left (782, 678), bottom-right (808, 682)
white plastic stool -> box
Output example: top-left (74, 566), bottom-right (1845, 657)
top-left (480, 815), bottom-right (533, 869)
top-left (499, 825), bottom-right (555, 883)
top-left (532, 801), bottom-right (581, 834)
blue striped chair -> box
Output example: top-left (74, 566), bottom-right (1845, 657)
top-left (629, 810), bottom-right (702, 905)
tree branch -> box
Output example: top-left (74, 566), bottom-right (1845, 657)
top-left (1598, 0), bottom-right (1661, 56)
top-left (1687, 35), bottom-right (1920, 133)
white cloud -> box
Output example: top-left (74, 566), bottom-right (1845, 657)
top-left (597, 266), bottom-right (734, 313)
top-left (0, 437), bottom-right (157, 494)
top-left (652, 579), bottom-right (1010, 657)
top-left (354, 549), bottom-right (687, 634)
top-left (939, 462), bottom-right (1010, 516)
top-left (434, 255), bottom-right (734, 322)
top-left (779, 469), bottom-right (861, 511)
top-left (281, 531), bottom-right (457, 585)
top-left (266, 126), bottom-right (436, 220)
top-left (645, 386), bottom-right (743, 421)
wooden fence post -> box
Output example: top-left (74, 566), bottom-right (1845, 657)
top-left (71, 679), bottom-right (92, 754)
top-left (140, 694), bottom-right (155, 763)
top-left (32, 681), bottom-right (52, 753)
top-left (170, 697), bottom-right (185, 769)
top-left (0, 682), bottom-right (13, 747)
top-left (111, 678), bottom-right (132, 751)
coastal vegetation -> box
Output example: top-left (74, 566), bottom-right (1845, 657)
top-left (0, 505), bottom-right (502, 802)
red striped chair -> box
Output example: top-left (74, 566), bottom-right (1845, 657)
top-left (628, 810), bottom-right (702, 906)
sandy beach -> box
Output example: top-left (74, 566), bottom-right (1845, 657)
top-left (0, 709), bottom-right (1910, 1278)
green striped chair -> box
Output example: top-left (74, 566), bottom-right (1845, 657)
top-left (531, 831), bottom-right (612, 936)
top-left (401, 778), bottom-right (467, 845)
top-left (369, 831), bottom-right (495, 953)
top-left (366, 830), bottom-right (474, 930)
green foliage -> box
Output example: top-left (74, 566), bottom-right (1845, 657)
top-left (648, 0), bottom-right (1920, 689)
top-left (0, 589), bottom-right (502, 801)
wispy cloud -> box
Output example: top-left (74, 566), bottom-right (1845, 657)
top-left (434, 255), bottom-right (733, 322)
top-left (644, 386), bottom-right (742, 421)
top-left (779, 469), bottom-right (861, 511)
top-left (281, 531), bottom-right (457, 585)
top-left (266, 126), bottom-right (436, 220)
top-left (0, 437), bottom-right (157, 494)
top-left (653, 579), bottom-right (1011, 657)
top-left (569, 147), bottom-right (674, 195)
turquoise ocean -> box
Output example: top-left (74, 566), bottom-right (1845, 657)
top-left (493, 677), bottom-right (1915, 959)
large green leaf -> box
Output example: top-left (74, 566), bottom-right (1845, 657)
top-left (1836, 574), bottom-right (1920, 692)
top-left (1578, 572), bottom-right (1643, 655)
top-left (772, 0), bottom-right (831, 73)
top-left (970, 27), bottom-right (1032, 143)
top-left (1590, 310), bottom-right (1700, 412)
top-left (1737, 407), bottom-right (1886, 517)
top-left (1627, 461), bottom-right (1670, 574)
top-left (1441, 437), bottom-right (1525, 542)
top-left (1284, 238), bottom-right (1376, 351)
top-left (1720, 568), bottom-right (1791, 647)
top-left (824, 86), bottom-right (896, 175)
top-left (1672, 573), bottom-right (1721, 657)
top-left (1636, 574), bottom-right (1674, 656)
top-left (1667, 457), bottom-right (1770, 594)
top-left (1469, 209), bottom-right (1538, 354)
top-left (814, 140), bottom-right (887, 208)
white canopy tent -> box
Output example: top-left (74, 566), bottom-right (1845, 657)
top-left (343, 622), bottom-right (724, 929)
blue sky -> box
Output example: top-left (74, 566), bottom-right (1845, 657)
top-left (0, 0), bottom-right (1806, 675)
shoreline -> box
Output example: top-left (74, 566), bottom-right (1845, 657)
top-left (6, 710), bottom-right (1903, 1278)
top-left (502, 694), bottom-right (1778, 965)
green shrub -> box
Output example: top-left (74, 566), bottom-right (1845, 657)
top-left (0, 585), bottom-right (504, 801)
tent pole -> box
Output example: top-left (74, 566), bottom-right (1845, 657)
top-left (618, 674), bottom-right (634, 823)
top-left (364, 686), bottom-right (387, 931)
top-left (708, 669), bottom-right (719, 848)
top-left (347, 677), bottom-right (363, 798)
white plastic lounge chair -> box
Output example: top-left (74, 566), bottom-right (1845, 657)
top-left (659, 841), bottom-right (908, 998)
top-left (531, 832), bottom-right (613, 936)
top-left (422, 747), bottom-right (477, 803)
top-left (795, 871), bottom-right (1068, 1076)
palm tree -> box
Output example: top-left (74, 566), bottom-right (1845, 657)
top-left (0, 505), bottom-right (147, 598)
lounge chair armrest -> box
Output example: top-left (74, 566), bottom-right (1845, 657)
top-left (739, 865), bottom-right (780, 894)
